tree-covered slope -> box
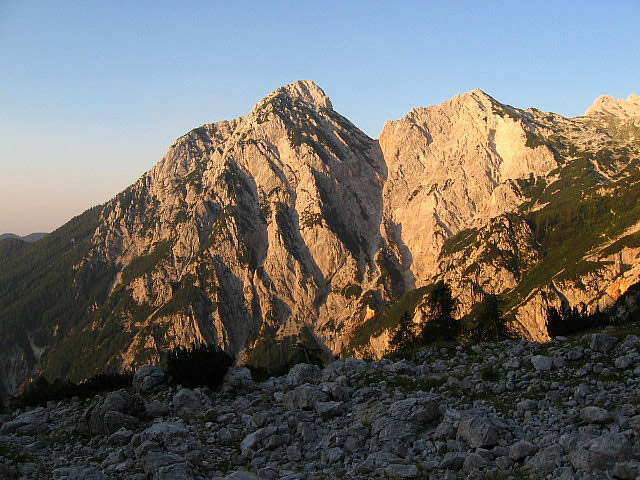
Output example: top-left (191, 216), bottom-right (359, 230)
top-left (0, 238), bottom-right (28, 258)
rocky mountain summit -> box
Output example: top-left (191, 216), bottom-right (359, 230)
top-left (1, 327), bottom-right (640, 479)
top-left (585, 94), bottom-right (640, 118)
top-left (2, 81), bottom-right (640, 396)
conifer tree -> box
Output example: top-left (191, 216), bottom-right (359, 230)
top-left (546, 306), bottom-right (566, 338)
top-left (390, 310), bottom-right (415, 349)
top-left (472, 294), bottom-right (514, 342)
top-left (420, 281), bottom-right (459, 343)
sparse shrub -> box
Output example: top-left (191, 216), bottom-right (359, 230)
top-left (76, 372), bottom-right (133, 396)
top-left (480, 365), bottom-right (500, 382)
top-left (12, 372), bottom-right (133, 408)
top-left (546, 303), bottom-right (609, 338)
top-left (245, 365), bottom-right (271, 382)
top-left (246, 325), bottom-right (327, 381)
top-left (166, 343), bottom-right (233, 388)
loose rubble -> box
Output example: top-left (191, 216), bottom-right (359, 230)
top-left (1, 330), bottom-right (640, 479)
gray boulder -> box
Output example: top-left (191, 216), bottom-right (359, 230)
top-left (569, 433), bottom-right (633, 472)
top-left (440, 452), bottom-right (467, 470)
top-left (145, 399), bottom-right (171, 418)
top-left (370, 395), bottom-right (441, 445)
top-left (509, 440), bottom-right (538, 461)
top-left (629, 414), bottom-right (640, 434)
top-left (613, 460), bottom-right (640, 480)
top-left (50, 466), bottom-right (107, 480)
top-left (516, 399), bottom-right (538, 411)
top-left (580, 406), bottom-right (614, 424)
top-left (133, 365), bottom-right (166, 393)
top-left (530, 355), bottom-right (553, 371)
top-left (388, 395), bottom-right (442, 425)
top-left (153, 462), bottom-right (193, 480)
top-left (78, 390), bottom-right (145, 436)
top-left (283, 384), bottom-right (329, 410)
top-left (286, 363), bottom-right (322, 386)
top-left (103, 410), bottom-right (140, 435)
top-left (173, 388), bottom-right (209, 416)
top-left (222, 367), bottom-right (254, 393)
top-left (0, 461), bottom-right (18, 480)
top-left (142, 451), bottom-right (189, 478)
top-left (374, 418), bottom-right (415, 444)
top-left (457, 415), bottom-right (499, 448)
top-left (590, 333), bottom-right (618, 353)
top-left (386, 464), bottom-right (419, 478)
top-left (132, 421), bottom-right (192, 454)
top-left (320, 381), bottom-right (349, 401)
top-left (614, 355), bottom-right (634, 369)
top-left (315, 401), bottom-right (344, 420)
top-left (463, 452), bottom-right (489, 472)
top-left (225, 473), bottom-right (266, 480)
top-left (0, 407), bottom-right (50, 434)
top-left (434, 409), bottom-right (461, 440)
top-left (434, 418), bottom-right (456, 440)
top-left (108, 427), bottom-right (134, 446)
top-left (524, 445), bottom-right (563, 475)
top-left (240, 426), bottom-right (278, 454)
top-left (619, 334), bottom-right (640, 352)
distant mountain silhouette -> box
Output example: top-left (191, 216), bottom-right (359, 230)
top-left (0, 232), bottom-right (48, 243)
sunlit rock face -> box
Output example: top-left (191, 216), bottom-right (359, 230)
top-left (379, 89), bottom-right (556, 286)
top-left (2, 82), bottom-right (640, 392)
top-left (585, 94), bottom-right (640, 118)
top-left (88, 80), bottom-right (389, 368)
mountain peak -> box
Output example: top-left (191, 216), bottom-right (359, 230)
top-left (436, 88), bottom-right (505, 113)
top-left (255, 80), bottom-right (333, 112)
top-left (281, 80), bottom-right (332, 108)
top-left (585, 93), bottom-right (640, 117)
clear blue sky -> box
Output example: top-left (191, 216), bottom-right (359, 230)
top-left (1, 1), bottom-right (639, 235)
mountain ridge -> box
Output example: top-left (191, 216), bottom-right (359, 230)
top-left (1, 81), bottom-right (640, 397)
top-left (0, 233), bottom-right (48, 243)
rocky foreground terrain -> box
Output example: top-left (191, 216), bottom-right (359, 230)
top-left (2, 326), bottom-right (640, 480)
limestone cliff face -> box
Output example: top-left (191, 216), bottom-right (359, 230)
top-left (379, 89), bottom-right (556, 286)
top-left (358, 89), bottom-right (640, 357)
top-left (81, 80), bottom-right (388, 372)
top-left (2, 82), bottom-right (640, 393)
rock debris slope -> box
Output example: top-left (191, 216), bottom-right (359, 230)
top-left (1, 81), bottom-right (640, 392)
top-left (1, 328), bottom-right (640, 479)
